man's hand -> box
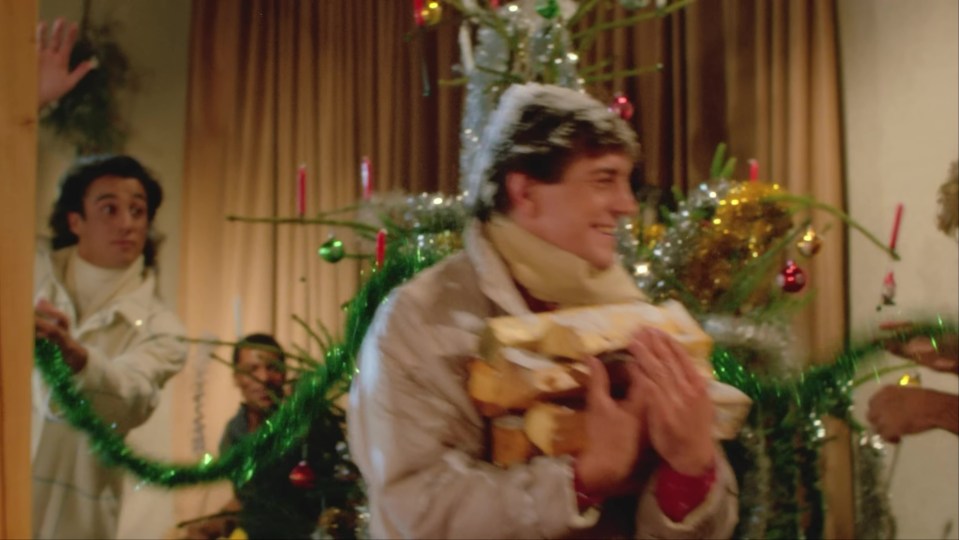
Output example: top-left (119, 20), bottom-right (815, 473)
top-left (35, 299), bottom-right (88, 373)
top-left (896, 335), bottom-right (959, 374)
top-left (879, 323), bottom-right (958, 374)
top-left (574, 354), bottom-right (647, 499)
top-left (868, 385), bottom-right (958, 442)
top-left (37, 18), bottom-right (96, 109)
top-left (630, 328), bottom-right (715, 476)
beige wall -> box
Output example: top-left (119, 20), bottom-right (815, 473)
top-left (37, 0), bottom-right (191, 538)
top-left (839, 1), bottom-right (959, 538)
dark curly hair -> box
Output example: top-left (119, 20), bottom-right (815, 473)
top-left (49, 154), bottom-right (164, 267)
top-left (232, 333), bottom-right (286, 366)
top-left (471, 86), bottom-right (640, 222)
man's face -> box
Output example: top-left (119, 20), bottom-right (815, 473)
top-left (233, 347), bottom-right (286, 412)
top-left (68, 176), bottom-right (149, 269)
top-left (510, 151), bottom-right (637, 269)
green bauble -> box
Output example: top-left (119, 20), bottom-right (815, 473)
top-left (318, 237), bottom-right (345, 263)
top-left (536, 0), bottom-right (559, 19)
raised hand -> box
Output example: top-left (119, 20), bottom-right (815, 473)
top-left (37, 18), bottom-right (97, 109)
top-left (630, 328), bottom-right (715, 476)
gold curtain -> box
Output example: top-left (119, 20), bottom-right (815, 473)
top-left (175, 0), bottom-right (850, 533)
top-left (585, 1), bottom-right (850, 536)
top-left (173, 0), bottom-right (464, 523)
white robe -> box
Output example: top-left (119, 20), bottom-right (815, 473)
top-left (31, 244), bottom-right (186, 539)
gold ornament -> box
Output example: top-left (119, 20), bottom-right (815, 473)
top-left (679, 181), bottom-right (793, 308)
top-left (318, 507), bottom-right (360, 539)
top-left (420, 1), bottom-right (443, 26)
top-left (643, 223), bottom-right (666, 249)
top-left (897, 372), bottom-right (922, 387)
top-left (796, 225), bottom-right (823, 257)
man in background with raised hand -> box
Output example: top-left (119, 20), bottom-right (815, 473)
top-left (33, 154), bottom-right (186, 539)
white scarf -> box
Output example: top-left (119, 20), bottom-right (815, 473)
top-left (65, 248), bottom-right (145, 324)
top-left (484, 214), bottom-right (645, 308)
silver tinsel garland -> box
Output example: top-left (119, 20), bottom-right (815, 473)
top-left (733, 425), bottom-right (772, 539)
top-left (700, 314), bottom-right (802, 376)
top-left (854, 433), bottom-right (897, 539)
top-left (458, 0), bottom-right (583, 193)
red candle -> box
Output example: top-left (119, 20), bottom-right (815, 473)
top-left (748, 159), bottom-right (759, 182)
top-left (888, 203), bottom-right (903, 252)
top-left (361, 156), bottom-right (374, 200)
top-left (375, 229), bottom-right (387, 268)
top-left (412, 0), bottom-right (425, 26)
top-left (296, 165), bottom-right (307, 217)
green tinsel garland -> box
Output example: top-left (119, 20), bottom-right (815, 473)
top-left (33, 235), bottom-right (443, 488)
top-left (32, 217), bottom-right (957, 520)
top-left (35, 303), bottom-right (955, 493)
top-left (35, 339), bottom-right (347, 486)
top-left (714, 320), bottom-right (956, 539)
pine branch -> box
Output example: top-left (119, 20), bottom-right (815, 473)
top-left (714, 219), bottom-right (811, 313)
top-left (578, 58), bottom-right (613, 76)
top-left (567, 0), bottom-right (604, 27)
top-left (583, 63), bottom-right (662, 83)
top-left (225, 215), bottom-right (380, 234)
top-left (573, 0), bottom-right (694, 47)
top-left (852, 362), bottom-right (916, 389)
top-left (763, 193), bottom-right (900, 260)
top-left (292, 314), bottom-right (332, 352)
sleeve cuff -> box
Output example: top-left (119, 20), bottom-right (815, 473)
top-left (654, 459), bottom-right (717, 522)
top-left (567, 458), bottom-right (602, 529)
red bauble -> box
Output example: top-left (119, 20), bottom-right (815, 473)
top-left (776, 260), bottom-right (807, 293)
top-left (608, 93), bottom-right (635, 121)
top-left (289, 460), bottom-right (316, 489)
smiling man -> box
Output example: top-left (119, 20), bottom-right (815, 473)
top-left (348, 84), bottom-right (739, 539)
top-left (32, 155), bottom-right (186, 539)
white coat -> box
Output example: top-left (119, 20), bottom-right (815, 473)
top-left (348, 222), bottom-right (739, 539)
top-left (31, 245), bottom-right (186, 539)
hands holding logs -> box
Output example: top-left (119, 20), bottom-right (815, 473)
top-left (469, 302), bottom-right (748, 500)
top-left (575, 329), bottom-right (716, 499)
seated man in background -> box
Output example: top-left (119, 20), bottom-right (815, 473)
top-left (186, 334), bottom-right (334, 540)
top-left (33, 154), bottom-right (187, 539)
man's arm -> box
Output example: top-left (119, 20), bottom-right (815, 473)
top-left (54, 308), bottom-right (186, 434)
top-left (183, 498), bottom-right (241, 540)
top-left (348, 290), bottom-right (655, 539)
top-left (869, 385), bottom-right (959, 442)
top-left (633, 446), bottom-right (739, 539)
top-left (932, 392), bottom-right (959, 435)
top-left (35, 298), bottom-right (185, 433)
top-left (348, 298), bottom-right (586, 539)
top-left (629, 328), bottom-right (739, 538)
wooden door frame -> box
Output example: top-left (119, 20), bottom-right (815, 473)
top-left (0, 1), bottom-right (37, 538)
